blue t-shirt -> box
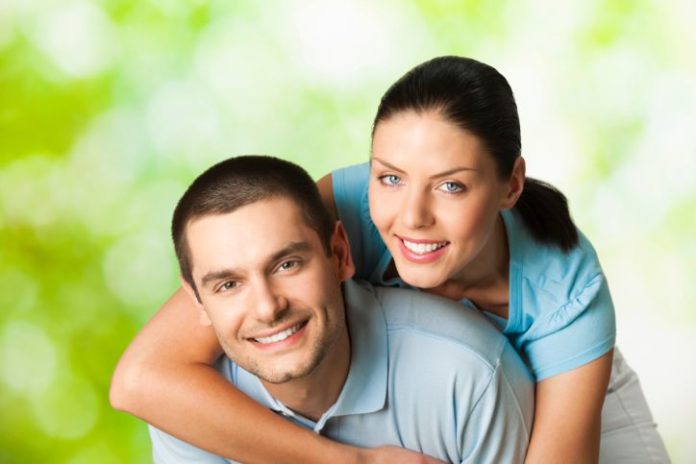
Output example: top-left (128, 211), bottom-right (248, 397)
top-left (149, 281), bottom-right (534, 463)
top-left (332, 162), bottom-right (616, 381)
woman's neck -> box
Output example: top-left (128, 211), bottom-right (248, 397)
top-left (426, 214), bottom-right (511, 314)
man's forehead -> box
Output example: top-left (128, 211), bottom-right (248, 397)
top-left (186, 198), bottom-right (321, 271)
top-left (188, 197), bottom-right (308, 236)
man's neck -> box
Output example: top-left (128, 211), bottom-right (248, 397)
top-left (262, 327), bottom-right (351, 422)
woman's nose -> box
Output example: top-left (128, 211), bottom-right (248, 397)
top-left (399, 188), bottom-right (434, 229)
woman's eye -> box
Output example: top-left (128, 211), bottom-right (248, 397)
top-left (439, 182), bottom-right (464, 193)
top-left (379, 174), bottom-right (401, 186)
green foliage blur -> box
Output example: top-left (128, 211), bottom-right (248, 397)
top-left (1, 0), bottom-right (695, 462)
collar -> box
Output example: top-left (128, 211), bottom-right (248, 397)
top-left (329, 280), bottom-right (388, 418)
top-left (228, 279), bottom-right (388, 432)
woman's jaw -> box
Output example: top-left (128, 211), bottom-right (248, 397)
top-left (385, 232), bottom-right (463, 289)
top-left (383, 215), bottom-right (509, 292)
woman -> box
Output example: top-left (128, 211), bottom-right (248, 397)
top-left (111, 56), bottom-right (669, 463)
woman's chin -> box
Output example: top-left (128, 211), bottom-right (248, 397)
top-left (394, 264), bottom-right (447, 290)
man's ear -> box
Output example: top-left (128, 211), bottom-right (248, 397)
top-left (179, 275), bottom-right (212, 326)
top-left (500, 156), bottom-right (526, 210)
top-left (330, 221), bottom-right (355, 282)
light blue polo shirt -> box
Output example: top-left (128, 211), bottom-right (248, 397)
top-left (332, 162), bottom-right (616, 381)
top-left (149, 280), bottom-right (534, 463)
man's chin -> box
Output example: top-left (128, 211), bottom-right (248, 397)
top-left (252, 359), bottom-right (319, 384)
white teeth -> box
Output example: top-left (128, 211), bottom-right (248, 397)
top-left (254, 323), bottom-right (303, 344)
top-left (402, 240), bottom-right (447, 255)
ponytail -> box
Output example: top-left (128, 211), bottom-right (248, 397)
top-left (514, 178), bottom-right (578, 251)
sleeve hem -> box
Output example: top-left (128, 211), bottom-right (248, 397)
top-left (533, 336), bottom-right (615, 381)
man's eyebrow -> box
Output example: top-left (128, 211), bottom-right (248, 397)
top-left (371, 157), bottom-right (477, 178)
top-left (199, 241), bottom-right (313, 287)
top-left (267, 241), bottom-right (313, 263)
top-left (201, 269), bottom-right (241, 287)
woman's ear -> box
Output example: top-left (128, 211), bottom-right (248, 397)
top-left (501, 156), bottom-right (526, 209)
top-left (330, 221), bottom-right (355, 282)
top-left (179, 276), bottom-right (212, 326)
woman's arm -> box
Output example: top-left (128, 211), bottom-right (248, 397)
top-left (523, 350), bottom-right (613, 464)
top-left (110, 283), bottom-right (442, 464)
top-left (111, 287), bottom-right (369, 463)
top-left (110, 173), bottom-right (442, 463)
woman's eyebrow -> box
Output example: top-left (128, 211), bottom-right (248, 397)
top-left (427, 166), bottom-right (478, 178)
top-left (372, 157), bottom-right (477, 178)
top-left (371, 157), bottom-right (405, 172)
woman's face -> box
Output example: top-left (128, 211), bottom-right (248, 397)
top-left (369, 110), bottom-right (515, 289)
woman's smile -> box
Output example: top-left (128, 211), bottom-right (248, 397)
top-left (369, 110), bottom-right (511, 289)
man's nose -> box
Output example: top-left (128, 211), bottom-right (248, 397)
top-left (252, 279), bottom-right (288, 322)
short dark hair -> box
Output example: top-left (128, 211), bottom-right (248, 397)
top-left (172, 155), bottom-right (335, 295)
top-left (373, 56), bottom-right (578, 251)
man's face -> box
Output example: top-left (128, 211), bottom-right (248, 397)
top-left (184, 197), bottom-right (354, 384)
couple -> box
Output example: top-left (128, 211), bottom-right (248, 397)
top-left (112, 56), bottom-right (669, 463)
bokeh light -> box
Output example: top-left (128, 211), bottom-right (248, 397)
top-left (1, 320), bottom-right (57, 394)
top-left (2, 0), bottom-right (694, 461)
top-left (31, 1), bottom-right (118, 79)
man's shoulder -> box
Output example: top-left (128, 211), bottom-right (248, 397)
top-left (371, 284), bottom-right (509, 369)
top-left (344, 280), bottom-right (532, 394)
top-left (364, 283), bottom-right (534, 450)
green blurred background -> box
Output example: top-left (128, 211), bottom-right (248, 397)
top-left (1, 0), bottom-right (695, 462)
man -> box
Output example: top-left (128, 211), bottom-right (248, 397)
top-left (149, 155), bottom-right (534, 463)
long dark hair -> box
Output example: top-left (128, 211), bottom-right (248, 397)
top-left (372, 56), bottom-right (578, 251)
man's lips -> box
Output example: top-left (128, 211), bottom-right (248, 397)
top-left (249, 320), bottom-right (308, 345)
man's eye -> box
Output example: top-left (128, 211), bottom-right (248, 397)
top-left (379, 174), bottom-right (401, 186)
top-left (218, 281), bottom-right (238, 292)
top-left (438, 182), bottom-right (465, 193)
top-left (278, 260), bottom-right (299, 272)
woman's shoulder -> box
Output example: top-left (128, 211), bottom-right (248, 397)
top-left (504, 209), bottom-right (608, 320)
top-left (506, 209), bottom-right (602, 292)
top-left (504, 209), bottom-right (615, 379)
top-left (331, 162), bottom-right (392, 282)
top-left (331, 162), bottom-right (371, 229)
top-left (331, 162), bottom-right (370, 190)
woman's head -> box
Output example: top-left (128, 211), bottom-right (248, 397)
top-left (368, 56), bottom-right (577, 290)
top-left (372, 56), bottom-right (521, 180)
top-left (368, 57), bottom-right (525, 289)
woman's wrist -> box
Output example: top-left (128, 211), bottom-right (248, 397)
top-left (309, 436), bottom-right (363, 464)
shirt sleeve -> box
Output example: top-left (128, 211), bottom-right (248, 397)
top-left (522, 272), bottom-right (616, 381)
top-left (459, 344), bottom-right (534, 463)
top-left (148, 425), bottom-right (230, 464)
top-left (331, 162), bottom-right (388, 280)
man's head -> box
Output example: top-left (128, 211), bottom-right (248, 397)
top-left (172, 155), bottom-right (337, 293)
top-left (172, 155), bottom-right (354, 385)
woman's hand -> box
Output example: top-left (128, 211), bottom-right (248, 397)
top-left (359, 446), bottom-right (446, 464)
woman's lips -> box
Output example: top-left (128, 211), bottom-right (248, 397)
top-left (396, 236), bottom-right (450, 263)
